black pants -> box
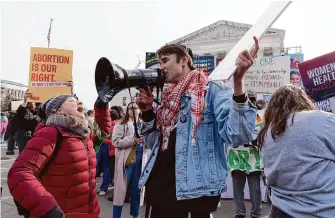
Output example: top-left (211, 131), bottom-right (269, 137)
top-left (6, 133), bottom-right (15, 152)
top-left (145, 205), bottom-right (210, 218)
top-left (14, 131), bottom-right (31, 154)
top-left (269, 206), bottom-right (293, 218)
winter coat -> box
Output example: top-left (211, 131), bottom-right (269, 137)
top-left (112, 121), bottom-right (148, 206)
top-left (11, 105), bottom-right (38, 134)
top-left (7, 106), bottom-right (111, 217)
top-left (92, 117), bottom-right (117, 157)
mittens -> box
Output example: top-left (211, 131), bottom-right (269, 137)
top-left (95, 96), bottom-right (109, 108)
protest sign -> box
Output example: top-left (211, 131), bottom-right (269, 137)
top-left (289, 53), bottom-right (304, 87)
top-left (193, 55), bottom-right (215, 76)
top-left (209, 1), bottom-right (292, 81)
top-left (244, 55), bottom-right (290, 93)
top-left (298, 51), bottom-right (335, 102)
top-left (145, 52), bottom-right (159, 69)
top-left (11, 101), bottom-right (24, 111)
top-left (216, 57), bottom-right (224, 66)
top-left (227, 146), bottom-right (262, 173)
top-left (28, 47), bottom-right (73, 103)
top-left (314, 98), bottom-right (333, 112)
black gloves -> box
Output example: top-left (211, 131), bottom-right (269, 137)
top-left (42, 206), bottom-right (65, 218)
top-left (95, 96), bottom-right (109, 108)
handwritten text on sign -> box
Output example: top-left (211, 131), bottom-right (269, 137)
top-left (245, 56), bottom-right (290, 93)
top-left (28, 47), bottom-right (73, 102)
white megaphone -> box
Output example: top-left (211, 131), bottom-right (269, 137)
top-left (209, 1), bottom-right (292, 81)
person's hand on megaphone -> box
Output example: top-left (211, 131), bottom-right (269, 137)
top-left (136, 88), bottom-right (154, 112)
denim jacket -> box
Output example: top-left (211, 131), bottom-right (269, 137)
top-left (138, 81), bottom-right (257, 200)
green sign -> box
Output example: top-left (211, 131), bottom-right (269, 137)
top-left (227, 146), bottom-right (262, 172)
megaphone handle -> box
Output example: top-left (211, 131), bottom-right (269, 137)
top-left (153, 99), bottom-right (161, 105)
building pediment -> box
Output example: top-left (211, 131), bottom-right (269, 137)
top-left (170, 20), bottom-right (285, 44)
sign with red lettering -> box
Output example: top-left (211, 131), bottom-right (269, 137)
top-left (28, 47), bottom-right (73, 102)
top-left (298, 51), bottom-right (335, 102)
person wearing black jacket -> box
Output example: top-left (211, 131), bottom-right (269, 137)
top-left (11, 91), bottom-right (39, 153)
top-left (6, 112), bottom-right (16, 155)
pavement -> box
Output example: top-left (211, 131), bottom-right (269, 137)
top-left (1, 143), bottom-right (271, 218)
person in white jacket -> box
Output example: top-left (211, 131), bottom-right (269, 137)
top-left (112, 102), bottom-right (148, 218)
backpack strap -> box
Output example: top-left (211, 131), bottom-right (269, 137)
top-left (39, 127), bottom-right (63, 178)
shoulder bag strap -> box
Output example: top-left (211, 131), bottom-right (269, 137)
top-left (39, 127), bottom-right (63, 178)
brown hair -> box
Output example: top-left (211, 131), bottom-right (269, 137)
top-left (110, 109), bottom-right (120, 121)
top-left (257, 84), bottom-right (316, 147)
top-left (87, 110), bottom-right (94, 116)
top-left (156, 44), bottom-right (195, 70)
top-left (119, 102), bottom-right (140, 125)
top-left (290, 71), bottom-right (301, 77)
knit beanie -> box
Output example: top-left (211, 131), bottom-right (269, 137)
top-left (39, 95), bottom-right (74, 119)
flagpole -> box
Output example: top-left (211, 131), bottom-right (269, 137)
top-left (47, 18), bottom-right (53, 48)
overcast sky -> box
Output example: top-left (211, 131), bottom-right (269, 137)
top-left (1, 0), bottom-right (334, 107)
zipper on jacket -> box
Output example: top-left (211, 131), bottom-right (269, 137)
top-left (82, 140), bottom-right (92, 214)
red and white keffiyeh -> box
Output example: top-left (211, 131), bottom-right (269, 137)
top-left (156, 70), bottom-right (208, 151)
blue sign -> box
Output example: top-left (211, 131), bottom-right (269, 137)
top-left (193, 55), bottom-right (215, 75)
top-left (289, 53), bottom-right (304, 72)
top-left (263, 94), bottom-right (272, 103)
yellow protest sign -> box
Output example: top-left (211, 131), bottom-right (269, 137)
top-left (27, 47), bottom-right (73, 103)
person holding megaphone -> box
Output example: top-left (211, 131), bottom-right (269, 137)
top-left (135, 38), bottom-right (259, 218)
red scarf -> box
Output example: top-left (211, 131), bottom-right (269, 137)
top-left (156, 70), bottom-right (208, 151)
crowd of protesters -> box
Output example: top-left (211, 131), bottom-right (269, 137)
top-left (2, 39), bottom-right (335, 218)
